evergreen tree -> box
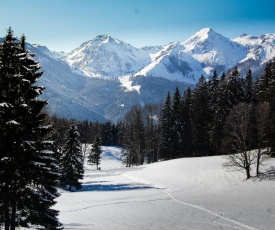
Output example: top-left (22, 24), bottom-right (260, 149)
top-left (256, 60), bottom-right (275, 155)
top-left (227, 67), bottom-right (244, 107)
top-left (190, 75), bottom-right (212, 156)
top-left (0, 28), bottom-right (62, 229)
top-left (244, 68), bottom-right (254, 103)
top-left (171, 86), bottom-right (184, 158)
top-left (88, 137), bottom-right (102, 170)
top-left (142, 104), bottom-right (161, 163)
top-left (181, 87), bottom-right (193, 157)
top-left (122, 105), bottom-right (145, 166)
top-left (267, 60), bottom-right (275, 156)
top-left (159, 92), bottom-right (173, 160)
top-left (60, 122), bottom-right (84, 191)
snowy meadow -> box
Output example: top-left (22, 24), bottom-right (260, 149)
top-left (54, 146), bottom-right (275, 230)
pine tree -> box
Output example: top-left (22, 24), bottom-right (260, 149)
top-left (181, 87), bottom-right (193, 157)
top-left (122, 105), bottom-right (145, 166)
top-left (227, 67), bottom-right (244, 107)
top-left (60, 122), bottom-right (84, 191)
top-left (88, 137), bottom-right (102, 170)
top-left (190, 75), bottom-right (212, 156)
top-left (159, 92), bottom-right (173, 160)
top-left (171, 86), bottom-right (183, 158)
top-left (256, 60), bottom-right (275, 156)
top-left (244, 68), bottom-right (254, 103)
top-left (210, 75), bottom-right (228, 155)
top-left (0, 28), bottom-right (62, 229)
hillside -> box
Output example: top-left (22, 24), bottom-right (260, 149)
top-left (55, 146), bottom-right (275, 230)
top-left (3, 28), bottom-right (273, 122)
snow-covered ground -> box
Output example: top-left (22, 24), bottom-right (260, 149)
top-left (55, 146), bottom-right (275, 230)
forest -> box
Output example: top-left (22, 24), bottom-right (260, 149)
top-left (51, 60), bottom-right (275, 180)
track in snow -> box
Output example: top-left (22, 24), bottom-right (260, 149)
top-left (122, 175), bottom-right (257, 230)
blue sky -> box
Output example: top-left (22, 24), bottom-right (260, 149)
top-left (0, 0), bottom-right (275, 52)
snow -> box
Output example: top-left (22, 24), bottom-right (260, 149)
top-left (64, 35), bottom-right (155, 79)
top-left (54, 146), bottom-right (275, 230)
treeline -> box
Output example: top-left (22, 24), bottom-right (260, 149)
top-left (122, 61), bottom-right (275, 166)
top-left (48, 116), bottom-right (124, 148)
top-left (50, 60), bottom-right (275, 168)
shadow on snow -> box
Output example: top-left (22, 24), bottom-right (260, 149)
top-left (79, 183), bottom-right (153, 192)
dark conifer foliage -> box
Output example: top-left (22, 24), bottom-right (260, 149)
top-left (118, 61), bottom-right (275, 170)
top-left (60, 122), bottom-right (84, 191)
top-left (181, 87), bottom-right (193, 157)
top-left (122, 105), bottom-right (146, 166)
top-left (88, 137), bottom-right (102, 170)
top-left (171, 86), bottom-right (184, 158)
top-left (244, 69), bottom-right (254, 103)
top-left (159, 92), bottom-right (173, 160)
top-left (190, 75), bottom-right (212, 156)
top-left (0, 28), bottom-right (62, 229)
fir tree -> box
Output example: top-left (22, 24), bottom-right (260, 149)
top-left (171, 86), bottom-right (183, 158)
top-left (88, 137), bottom-right (102, 170)
top-left (0, 28), bottom-right (62, 229)
top-left (159, 92), bottom-right (173, 160)
top-left (227, 67), bottom-right (244, 107)
top-left (190, 75), bottom-right (212, 156)
top-left (60, 122), bottom-right (84, 191)
top-left (244, 68), bottom-right (254, 103)
top-left (181, 87), bottom-right (193, 157)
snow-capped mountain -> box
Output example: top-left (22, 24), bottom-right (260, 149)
top-left (6, 28), bottom-right (274, 122)
top-left (232, 33), bottom-right (275, 75)
top-left (64, 28), bottom-right (275, 85)
top-left (64, 35), bottom-right (158, 78)
top-left (22, 41), bottom-right (188, 122)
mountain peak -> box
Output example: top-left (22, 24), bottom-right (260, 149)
top-left (196, 27), bottom-right (214, 36)
top-left (186, 28), bottom-right (222, 43)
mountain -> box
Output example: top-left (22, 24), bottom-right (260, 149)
top-left (24, 42), bottom-right (189, 122)
top-left (64, 28), bottom-right (275, 85)
top-left (64, 35), bottom-right (160, 78)
top-left (35, 28), bottom-right (275, 121)
top-left (232, 33), bottom-right (275, 76)
top-left (3, 28), bottom-right (273, 122)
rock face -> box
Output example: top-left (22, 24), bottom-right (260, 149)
top-left (23, 28), bottom-right (275, 121)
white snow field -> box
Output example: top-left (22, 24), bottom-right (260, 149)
top-left (55, 146), bottom-right (275, 230)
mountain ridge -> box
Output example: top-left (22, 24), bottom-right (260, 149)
top-left (61, 28), bottom-right (275, 84)
top-left (6, 28), bottom-right (274, 122)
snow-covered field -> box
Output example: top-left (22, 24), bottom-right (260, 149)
top-left (55, 146), bottom-right (275, 230)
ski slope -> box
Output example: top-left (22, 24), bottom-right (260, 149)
top-left (55, 146), bottom-right (275, 230)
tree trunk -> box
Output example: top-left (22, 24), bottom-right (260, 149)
top-left (256, 149), bottom-right (261, 176)
top-left (4, 189), bottom-right (10, 230)
top-left (245, 166), bottom-right (251, 179)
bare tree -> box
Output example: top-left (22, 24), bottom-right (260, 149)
top-left (254, 102), bottom-right (270, 176)
top-left (223, 103), bottom-right (256, 179)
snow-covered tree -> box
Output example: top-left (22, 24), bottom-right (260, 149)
top-left (88, 137), bottom-right (102, 170)
top-left (60, 122), bottom-right (84, 191)
top-left (0, 28), bottom-right (62, 229)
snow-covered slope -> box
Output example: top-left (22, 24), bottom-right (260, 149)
top-left (63, 28), bottom-right (275, 85)
top-left (134, 42), bottom-right (205, 83)
top-left (5, 28), bottom-right (274, 122)
top-left (232, 33), bottom-right (275, 76)
top-left (27, 41), bottom-right (189, 122)
top-left (64, 35), bottom-right (157, 78)
top-left (183, 28), bottom-right (247, 68)
top-left (55, 146), bottom-right (275, 230)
